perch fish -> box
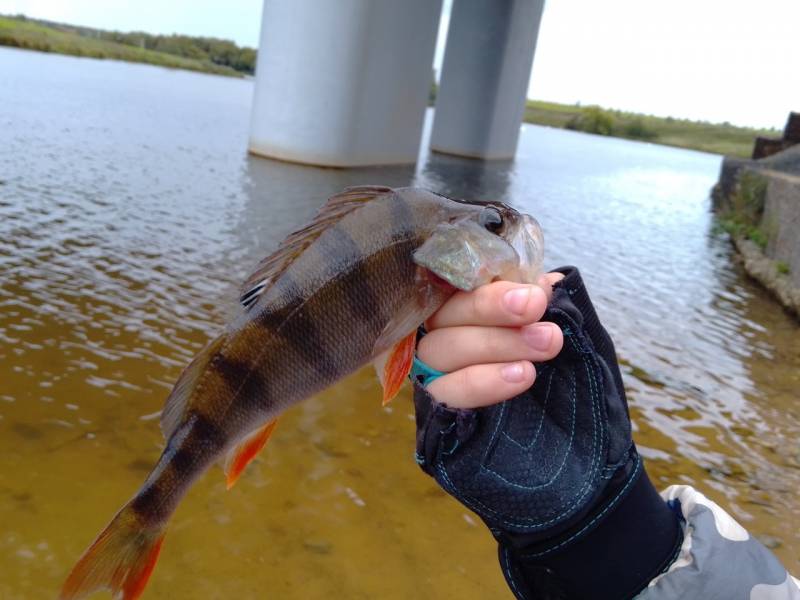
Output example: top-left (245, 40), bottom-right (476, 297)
top-left (60, 186), bottom-right (544, 599)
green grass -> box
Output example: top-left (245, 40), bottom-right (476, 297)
top-left (524, 100), bottom-right (779, 158)
top-left (0, 16), bottom-right (241, 77)
top-left (715, 171), bottom-right (770, 248)
top-left (717, 216), bottom-right (769, 249)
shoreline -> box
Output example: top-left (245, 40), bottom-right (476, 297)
top-left (712, 158), bottom-right (800, 319)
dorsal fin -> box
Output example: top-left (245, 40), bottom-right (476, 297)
top-left (160, 334), bottom-right (226, 440)
top-left (239, 186), bottom-right (393, 308)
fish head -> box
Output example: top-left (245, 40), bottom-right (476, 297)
top-left (413, 201), bottom-right (544, 291)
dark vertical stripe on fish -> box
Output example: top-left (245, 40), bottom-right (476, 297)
top-left (319, 224), bottom-right (382, 326)
top-left (131, 414), bottom-right (226, 521)
top-left (213, 354), bottom-right (264, 403)
top-left (255, 273), bottom-right (339, 383)
top-left (131, 483), bottom-right (163, 522)
top-left (187, 412), bottom-right (227, 452)
top-left (389, 191), bottom-right (416, 240)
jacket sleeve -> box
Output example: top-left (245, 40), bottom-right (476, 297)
top-left (637, 485), bottom-right (800, 600)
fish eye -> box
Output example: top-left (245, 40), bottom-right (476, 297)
top-left (479, 207), bottom-right (504, 234)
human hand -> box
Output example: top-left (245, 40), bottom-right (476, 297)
top-left (417, 273), bottom-right (566, 409)
top-left (412, 267), bottom-right (683, 600)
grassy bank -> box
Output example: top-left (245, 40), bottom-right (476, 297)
top-left (0, 15), bottom-right (243, 77)
top-left (524, 100), bottom-right (778, 158)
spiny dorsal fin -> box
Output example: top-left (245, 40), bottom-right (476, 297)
top-left (160, 334), bottom-right (226, 440)
top-left (239, 186), bottom-right (393, 308)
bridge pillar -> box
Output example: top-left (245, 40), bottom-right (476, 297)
top-left (249, 0), bottom-right (442, 167)
top-left (431, 0), bottom-right (545, 160)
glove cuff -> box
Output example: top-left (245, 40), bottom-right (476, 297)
top-left (499, 461), bottom-right (684, 600)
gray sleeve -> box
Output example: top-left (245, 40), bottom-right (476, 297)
top-left (636, 485), bottom-right (799, 600)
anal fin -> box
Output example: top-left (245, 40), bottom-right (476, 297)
top-left (373, 332), bottom-right (416, 406)
top-left (224, 419), bottom-right (278, 490)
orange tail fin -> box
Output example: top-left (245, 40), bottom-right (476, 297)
top-left (224, 418), bottom-right (278, 490)
top-left (60, 505), bottom-right (166, 600)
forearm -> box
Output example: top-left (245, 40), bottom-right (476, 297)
top-left (638, 485), bottom-right (800, 600)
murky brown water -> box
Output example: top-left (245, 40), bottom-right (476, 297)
top-left (1, 47), bottom-right (798, 599)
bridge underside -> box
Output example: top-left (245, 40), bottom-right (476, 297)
top-left (249, 0), bottom-right (545, 167)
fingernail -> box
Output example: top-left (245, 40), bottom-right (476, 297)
top-left (503, 287), bottom-right (531, 315)
top-left (501, 362), bottom-right (527, 383)
top-left (522, 324), bottom-right (553, 350)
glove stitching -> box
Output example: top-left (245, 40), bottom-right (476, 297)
top-left (502, 545), bottom-right (528, 600)
top-left (518, 455), bottom-right (642, 559)
top-left (501, 368), bottom-right (555, 450)
top-left (440, 421), bottom-right (456, 435)
top-left (480, 395), bottom-right (508, 468)
top-left (434, 332), bottom-right (606, 529)
top-left (435, 339), bottom-right (599, 528)
top-left (443, 438), bottom-right (460, 456)
top-left (480, 371), bottom-right (577, 490)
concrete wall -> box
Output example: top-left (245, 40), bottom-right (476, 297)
top-left (761, 171), bottom-right (800, 289)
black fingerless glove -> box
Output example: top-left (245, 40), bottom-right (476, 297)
top-left (413, 267), bottom-right (683, 600)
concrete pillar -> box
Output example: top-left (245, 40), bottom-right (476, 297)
top-left (249, 0), bottom-right (442, 167)
top-left (431, 0), bottom-right (545, 159)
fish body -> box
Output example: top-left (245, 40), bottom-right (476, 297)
top-left (61, 186), bottom-right (544, 599)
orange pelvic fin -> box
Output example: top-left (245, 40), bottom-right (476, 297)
top-left (60, 505), bottom-right (165, 600)
top-left (224, 418), bottom-right (278, 490)
top-left (374, 332), bottom-right (416, 405)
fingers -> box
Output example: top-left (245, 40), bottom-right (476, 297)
top-left (418, 272), bottom-right (567, 409)
top-left (538, 271), bottom-right (565, 296)
top-left (427, 280), bottom-right (549, 330)
top-left (418, 322), bottom-right (563, 372)
top-left (427, 361), bottom-right (536, 409)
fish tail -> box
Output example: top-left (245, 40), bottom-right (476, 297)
top-left (60, 503), bottom-right (166, 600)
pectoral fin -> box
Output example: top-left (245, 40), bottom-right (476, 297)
top-left (373, 332), bottom-right (416, 405)
top-left (224, 419), bottom-right (278, 489)
top-left (370, 268), bottom-right (455, 405)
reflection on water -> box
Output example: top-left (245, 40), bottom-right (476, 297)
top-left (1, 47), bottom-right (798, 599)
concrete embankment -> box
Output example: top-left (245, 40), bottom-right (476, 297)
top-left (712, 145), bottom-right (800, 317)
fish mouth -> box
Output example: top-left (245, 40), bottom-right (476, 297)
top-left (505, 215), bottom-right (545, 284)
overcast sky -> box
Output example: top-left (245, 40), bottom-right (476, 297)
top-left (2, 0), bottom-right (797, 129)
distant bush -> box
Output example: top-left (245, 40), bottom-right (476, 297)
top-left (91, 31), bottom-right (257, 74)
top-left (565, 106), bottom-right (615, 136)
top-left (621, 118), bottom-right (657, 141)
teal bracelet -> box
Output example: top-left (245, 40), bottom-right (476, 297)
top-left (410, 355), bottom-right (446, 388)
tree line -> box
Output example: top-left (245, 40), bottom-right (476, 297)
top-left (94, 30), bottom-right (256, 75)
top-left (10, 15), bottom-right (256, 75)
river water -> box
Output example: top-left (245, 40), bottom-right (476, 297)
top-left (1, 47), bottom-right (798, 599)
